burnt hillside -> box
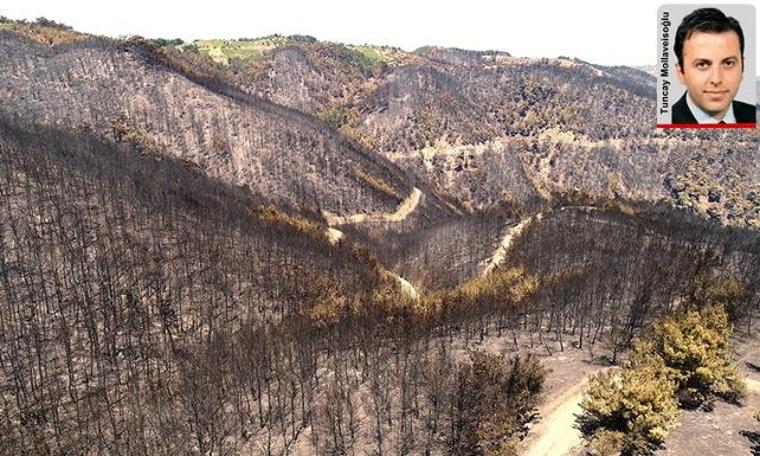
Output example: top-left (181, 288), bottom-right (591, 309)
top-left (0, 31), bottom-right (423, 218)
top-left (4, 114), bottom-right (759, 455)
top-left (241, 43), bottom-right (658, 151)
top-left (3, 17), bottom-right (760, 456)
top-left (0, 116), bottom-right (417, 453)
top-left (240, 40), bottom-right (759, 226)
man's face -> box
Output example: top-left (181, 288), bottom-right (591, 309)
top-left (676, 30), bottom-right (744, 119)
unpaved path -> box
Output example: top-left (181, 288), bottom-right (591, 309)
top-left (394, 274), bottom-right (419, 300)
top-left (522, 339), bottom-right (760, 456)
top-left (522, 372), bottom-right (598, 456)
top-left (322, 187), bottom-right (422, 226)
top-left (325, 226), bottom-right (419, 299)
top-left (482, 213), bottom-right (542, 276)
top-left (325, 227), bottom-right (344, 244)
top-left (482, 206), bottom-right (613, 277)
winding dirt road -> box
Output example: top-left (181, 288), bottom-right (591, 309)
top-left (522, 373), bottom-right (595, 456)
top-left (522, 335), bottom-right (760, 456)
top-left (324, 226), bottom-right (420, 299)
top-left (322, 187), bottom-right (422, 226)
top-left (482, 213), bottom-right (542, 276)
top-left (321, 188), bottom-right (423, 298)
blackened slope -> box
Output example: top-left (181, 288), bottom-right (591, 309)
top-left (343, 212), bottom-right (510, 290)
top-left (0, 117), bottom-right (384, 328)
top-left (530, 135), bottom-right (760, 226)
top-left (242, 42), bottom-right (660, 152)
top-left (387, 138), bottom-right (544, 211)
top-left (0, 116), bottom-right (401, 454)
top-left (355, 64), bottom-right (498, 152)
top-left (242, 43), bottom-right (382, 116)
top-left (0, 32), bottom-right (415, 217)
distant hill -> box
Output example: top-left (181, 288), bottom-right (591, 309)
top-left (241, 43), bottom-right (656, 150)
top-left (179, 34), bottom-right (317, 67)
top-left (634, 64), bottom-right (657, 78)
top-left (0, 29), bottom-right (431, 219)
top-left (1, 19), bottom-right (758, 244)
top-left (237, 39), bottom-right (758, 226)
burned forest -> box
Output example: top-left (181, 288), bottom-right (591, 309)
top-left (1, 16), bottom-right (760, 456)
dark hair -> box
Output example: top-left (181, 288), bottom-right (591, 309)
top-left (674, 8), bottom-right (745, 69)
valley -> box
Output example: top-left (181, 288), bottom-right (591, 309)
top-left (0, 16), bottom-right (759, 456)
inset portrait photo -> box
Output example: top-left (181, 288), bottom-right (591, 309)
top-left (657, 5), bottom-right (756, 128)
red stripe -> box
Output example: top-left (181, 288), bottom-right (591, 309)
top-left (656, 123), bottom-right (756, 129)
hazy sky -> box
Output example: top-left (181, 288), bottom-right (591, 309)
top-left (3, 0), bottom-right (756, 66)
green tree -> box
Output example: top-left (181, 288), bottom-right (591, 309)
top-left (648, 305), bottom-right (746, 407)
top-left (579, 306), bottom-right (745, 454)
top-left (692, 273), bottom-right (746, 324)
top-left (579, 353), bottom-right (679, 455)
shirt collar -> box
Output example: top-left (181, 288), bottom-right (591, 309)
top-left (686, 92), bottom-right (736, 123)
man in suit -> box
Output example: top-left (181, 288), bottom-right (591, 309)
top-left (672, 8), bottom-right (756, 124)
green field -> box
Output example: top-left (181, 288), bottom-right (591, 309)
top-left (347, 45), bottom-right (399, 68)
top-left (179, 35), bottom-right (313, 65)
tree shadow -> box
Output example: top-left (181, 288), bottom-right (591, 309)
top-left (581, 355), bottom-right (615, 367)
top-left (739, 430), bottom-right (760, 456)
top-left (745, 361), bottom-right (760, 374)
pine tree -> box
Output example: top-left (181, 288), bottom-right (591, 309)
top-left (579, 353), bottom-right (679, 455)
top-left (648, 305), bottom-right (746, 407)
top-left (578, 305), bottom-right (746, 454)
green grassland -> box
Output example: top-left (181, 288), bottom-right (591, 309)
top-left (174, 34), bottom-right (404, 69)
top-left (179, 35), bottom-right (314, 65)
top-left (346, 45), bottom-right (401, 69)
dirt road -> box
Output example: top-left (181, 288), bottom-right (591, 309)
top-left (522, 373), bottom-right (593, 456)
top-left (322, 187), bottom-right (422, 226)
top-left (482, 213), bottom-right (542, 276)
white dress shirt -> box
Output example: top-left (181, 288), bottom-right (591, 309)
top-left (686, 92), bottom-right (736, 123)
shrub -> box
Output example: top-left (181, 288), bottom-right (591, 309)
top-left (579, 305), bottom-right (745, 454)
top-left (692, 272), bottom-right (746, 323)
top-left (579, 354), bottom-right (679, 455)
top-left (648, 305), bottom-right (746, 407)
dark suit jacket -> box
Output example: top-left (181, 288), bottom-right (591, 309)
top-left (672, 93), bottom-right (756, 124)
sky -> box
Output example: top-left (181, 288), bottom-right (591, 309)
top-left (2, 0), bottom-right (757, 66)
